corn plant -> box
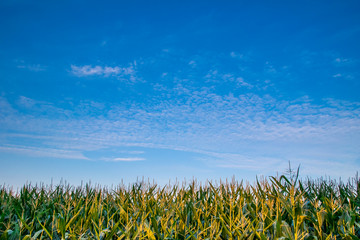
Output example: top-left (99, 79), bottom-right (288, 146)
top-left (1, 174), bottom-right (359, 239)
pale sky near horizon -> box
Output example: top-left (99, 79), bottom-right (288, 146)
top-left (1, 0), bottom-right (360, 188)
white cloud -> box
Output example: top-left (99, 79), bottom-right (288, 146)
top-left (0, 144), bottom-right (87, 160)
top-left (70, 64), bottom-right (137, 81)
top-left (103, 66), bottom-right (121, 76)
top-left (112, 157), bottom-right (145, 162)
top-left (118, 150), bottom-right (145, 154)
top-left (236, 77), bottom-right (253, 88)
top-left (71, 65), bottom-right (103, 76)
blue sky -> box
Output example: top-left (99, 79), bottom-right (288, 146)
top-left (1, 0), bottom-right (360, 188)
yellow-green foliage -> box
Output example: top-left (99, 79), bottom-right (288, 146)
top-left (0, 175), bottom-right (359, 239)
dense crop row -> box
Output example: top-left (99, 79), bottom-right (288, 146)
top-left (1, 174), bottom-right (359, 239)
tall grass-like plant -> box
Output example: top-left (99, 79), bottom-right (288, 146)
top-left (1, 173), bottom-right (359, 239)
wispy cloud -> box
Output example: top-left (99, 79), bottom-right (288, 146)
top-left (334, 57), bottom-right (349, 63)
top-left (0, 144), bottom-right (87, 160)
top-left (17, 96), bottom-right (37, 108)
top-left (70, 63), bottom-right (138, 81)
top-left (230, 51), bottom-right (243, 59)
top-left (71, 65), bottom-right (103, 76)
top-left (204, 69), bottom-right (253, 89)
top-left (333, 57), bottom-right (357, 68)
top-left (188, 60), bottom-right (196, 67)
top-left (17, 64), bottom-right (46, 72)
top-left (112, 157), bottom-right (145, 162)
top-left (229, 51), bottom-right (250, 61)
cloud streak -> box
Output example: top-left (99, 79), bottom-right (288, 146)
top-left (0, 144), bottom-right (87, 160)
top-left (70, 64), bottom-right (138, 81)
top-left (17, 64), bottom-right (47, 72)
top-left (112, 157), bottom-right (145, 162)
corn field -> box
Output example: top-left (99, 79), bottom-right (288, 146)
top-left (1, 174), bottom-right (359, 239)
